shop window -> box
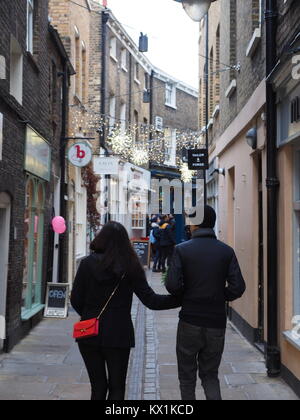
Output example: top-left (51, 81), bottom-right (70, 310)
top-left (294, 150), bottom-right (300, 316)
top-left (22, 177), bottom-right (45, 319)
top-left (10, 36), bottom-right (23, 104)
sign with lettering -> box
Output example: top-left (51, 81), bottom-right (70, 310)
top-left (132, 239), bottom-right (151, 268)
top-left (188, 149), bottom-right (209, 170)
top-left (93, 157), bottom-right (119, 175)
top-left (25, 126), bottom-right (51, 180)
top-left (67, 142), bottom-right (92, 167)
top-left (44, 283), bottom-right (69, 318)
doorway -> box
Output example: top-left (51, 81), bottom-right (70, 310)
top-left (0, 193), bottom-right (11, 351)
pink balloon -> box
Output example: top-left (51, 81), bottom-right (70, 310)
top-left (52, 217), bottom-right (67, 234)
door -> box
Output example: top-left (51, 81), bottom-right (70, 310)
top-left (0, 193), bottom-right (11, 351)
top-left (257, 152), bottom-right (264, 344)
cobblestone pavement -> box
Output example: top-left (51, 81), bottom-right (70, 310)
top-left (148, 271), bottom-right (299, 401)
top-left (0, 270), bottom-right (298, 400)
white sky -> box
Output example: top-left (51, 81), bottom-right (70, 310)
top-left (106, 0), bottom-right (199, 89)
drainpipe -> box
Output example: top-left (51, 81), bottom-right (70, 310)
top-left (265, 0), bottom-right (281, 377)
top-left (100, 10), bottom-right (109, 153)
top-left (204, 12), bottom-right (209, 205)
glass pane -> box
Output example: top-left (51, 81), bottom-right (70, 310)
top-left (33, 183), bottom-right (45, 305)
top-left (22, 180), bottom-right (34, 309)
top-left (295, 211), bottom-right (300, 316)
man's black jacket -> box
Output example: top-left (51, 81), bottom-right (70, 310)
top-left (165, 228), bottom-right (246, 329)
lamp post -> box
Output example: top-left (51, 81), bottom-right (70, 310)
top-left (174, 1), bottom-right (216, 204)
top-left (173, 0), bottom-right (217, 22)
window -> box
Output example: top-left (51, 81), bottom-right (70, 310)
top-left (120, 103), bottom-right (126, 134)
top-left (165, 83), bottom-right (176, 108)
top-left (75, 29), bottom-right (81, 98)
top-left (215, 25), bottom-right (220, 105)
top-left (27, 0), bottom-right (34, 53)
top-left (134, 110), bottom-right (139, 141)
top-left (294, 150), bottom-right (300, 316)
top-left (144, 73), bottom-right (150, 91)
top-left (82, 42), bottom-right (87, 103)
top-left (164, 128), bottom-right (177, 166)
top-left (22, 177), bottom-right (45, 319)
top-left (110, 37), bottom-right (117, 61)
top-left (121, 48), bottom-right (127, 70)
top-left (10, 36), bottom-right (23, 104)
top-left (134, 63), bottom-right (140, 82)
top-left (109, 95), bottom-right (116, 132)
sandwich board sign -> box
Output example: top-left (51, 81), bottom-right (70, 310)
top-left (44, 283), bottom-right (69, 318)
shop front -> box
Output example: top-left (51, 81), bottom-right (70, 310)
top-left (22, 126), bottom-right (51, 321)
top-left (273, 58), bottom-right (300, 394)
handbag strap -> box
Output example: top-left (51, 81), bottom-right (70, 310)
top-left (96, 273), bottom-right (125, 320)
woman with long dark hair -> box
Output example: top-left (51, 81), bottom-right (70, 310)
top-left (71, 221), bottom-right (181, 401)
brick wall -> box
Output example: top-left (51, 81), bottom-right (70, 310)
top-left (0, 0), bottom-right (70, 350)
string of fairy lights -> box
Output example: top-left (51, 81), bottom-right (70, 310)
top-left (69, 106), bottom-right (202, 182)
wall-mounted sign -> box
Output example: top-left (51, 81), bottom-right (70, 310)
top-left (44, 283), bottom-right (69, 318)
top-left (25, 126), bottom-right (51, 181)
top-left (93, 157), bottom-right (119, 175)
top-left (67, 142), bottom-right (92, 167)
top-left (188, 149), bottom-right (209, 170)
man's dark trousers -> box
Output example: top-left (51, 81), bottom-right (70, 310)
top-left (176, 320), bottom-right (225, 400)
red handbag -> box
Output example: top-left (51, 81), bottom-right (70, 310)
top-left (73, 276), bottom-right (124, 340)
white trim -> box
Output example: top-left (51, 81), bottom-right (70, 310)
top-left (212, 104), bottom-right (220, 119)
top-left (283, 331), bottom-right (300, 352)
top-left (246, 28), bottom-right (261, 58)
top-left (134, 78), bottom-right (141, 86)
top-left (225, 79), bottom-right (237, 98)
top-left (207, 118), bottom-right (214, 130)
top-left (110, 54), bottom-right (118, 64)
top-left (154, 67), bottom-right (198, 98)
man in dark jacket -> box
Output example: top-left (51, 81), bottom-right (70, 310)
top-left (165, 205), bottom-right (246, 401)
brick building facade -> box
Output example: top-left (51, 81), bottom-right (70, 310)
top-left (0, 0), bottom-right (73, 352)
top-left (200, 0), bottom-right (300, 396)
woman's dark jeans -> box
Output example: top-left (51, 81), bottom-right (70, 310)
top-left (176, 320), bottom-right (226, 400)
top-left (79, 343), bottom-right (130, 400)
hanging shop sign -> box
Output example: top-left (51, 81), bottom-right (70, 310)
top-left (188, 149), bottom-right (209, 170)
top-left (93, 157), bottom-right (119, 175)
top-left (44, 283), bottom-right (69, 318)
top-left (25, 126), bottom-right (51, 181)
top-left (67, 142), bottom-right (92, 167)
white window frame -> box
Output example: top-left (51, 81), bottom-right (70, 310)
top-left (134, 62), bottom-right (140, 84)
top-left (164, 128), bottom-right (177, 167)
top-left (121, 48), bottom-right (127, 71)
top-left (109, 96), bottom-right (116, 132)
top-left (110, 37), bottom-right (117, 62)
top-left (120, 103), bottom-right (126, 134)
top-left (27, 0), bottom-right (34, 53)
top-left (165, 83), bottom-right (176, 108)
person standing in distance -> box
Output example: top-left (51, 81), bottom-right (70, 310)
top-left (165, 205), bottom-right (246, 400)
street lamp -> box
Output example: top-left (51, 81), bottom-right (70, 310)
top-left (173, 0), bottom-right (217, 22)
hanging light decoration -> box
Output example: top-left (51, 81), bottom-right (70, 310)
top-left (107, 131), bottom-right (133, 158)
top-left (131, 147), bottom-right (149, 166)
top-left (180, 162), bottom-right (196, 183)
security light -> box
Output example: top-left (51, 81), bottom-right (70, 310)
top-left (246, 127), bottom-right (257, 150)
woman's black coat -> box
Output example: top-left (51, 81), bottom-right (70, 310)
top-left (71, 253), bottom-right (181, 348)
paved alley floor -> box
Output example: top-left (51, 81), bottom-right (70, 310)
top-left (0, 270), bottom-right (298, 400)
